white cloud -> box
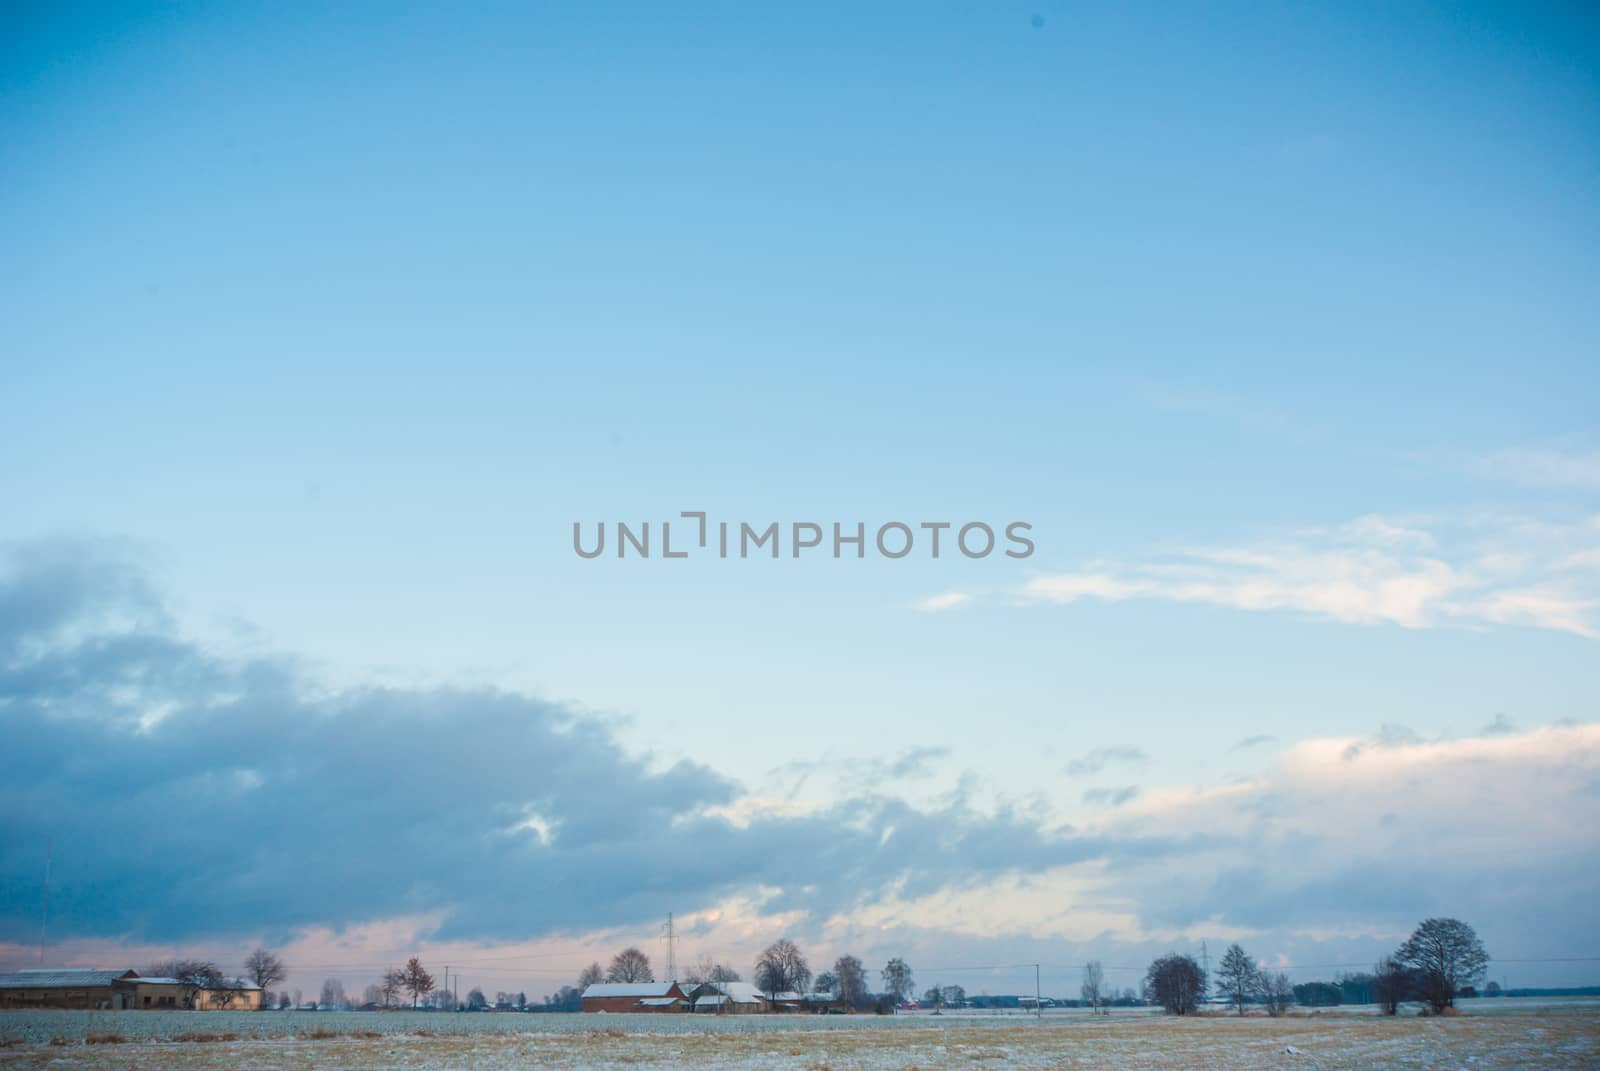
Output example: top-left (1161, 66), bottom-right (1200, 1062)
top-left (913, 591), bottom-right (972, 612)
top-left (1023, 513), bottom-right (1600, 638)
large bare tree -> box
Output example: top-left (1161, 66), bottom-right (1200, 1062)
top-left (754, 939), bottom-right (812, 1004)
top-left (880, 958), bottom-right (914, 1004)
top-left (1144, 954), bottom-right (1204, 1015)
top-left (832, 955), bottom-right (867, 1009)
top-left (244, 948), bottom-right (286, 1009)
top-left (1395, 917), bottom-right (1489, 1014)
top-left (606, 947), bottom-right (654, 983)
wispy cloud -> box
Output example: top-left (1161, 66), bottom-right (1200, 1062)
top-left (1139, 383), bottom-right (1302, 437)
top-left (1481, 713), bottom-right (1516, 736)
top-left (1023, 513), bottom-right (1600, 639)
top-left (1472, 446), bottom-right (1600, 490)
top-left (913, 591), bottom-right (972, 612)
top-left (1082, 785), bottom-right (1140, 807)
top-left (1231, 734), bottom-right (1276, 751)
top-left (766, 746), bottom-right (951, 800)
top-left (1065, 746), bottom-right (1146, 777)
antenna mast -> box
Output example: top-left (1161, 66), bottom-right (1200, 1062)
top-left (662, 913), bottom-right (678, 981)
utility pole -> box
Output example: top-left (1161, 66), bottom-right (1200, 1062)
top-left (1035, 964), bottom-right (1041, 1021)
top-left (39, 837), bottom-right (52, 965)
top-left (443, 968), bottom-right (449, 1011)
top-left (1200, 940), bottom-right (1209, 996)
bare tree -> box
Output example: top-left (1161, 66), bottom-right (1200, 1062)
top-left (880, 958), bottom-right (914, 1004)
top-left (1214, 944), bottom-right (1259, 1015)
top-left (940, 984), bottom-right (966, 1008)
top-left (362, 983), bottom-right (382, 1007)
top-left (320, 978), bottom-right (347, 1010)
top-left (577, 962), bottom-right (605, 989)
top-left (1260, 971), bottom-right (1293, 1017)
top-left (1395, 917), bottom-right (1489, 1014)
top-left (814, 971), bottom-right (837, 996)
top-left (832, 955), bottom-right (867, 1009)
top-left (381, 969), bottom-right (406, 1009)
top-left (754, 939), bottom-right (812, 1005)
top-left (1372, 956), bottom-right (1409, 1015)
top-left (1081, 961), bottom-right (1106, 1015)
top-left (685, 956), bottom-right (743, 986)
top-left (244, 949), bottom-right (286, 1009)
top-left (148, 959), bottom-right (222, 1009)
top-left (686, 955), bottom-right (717, 986)
top-left (1144, 954), bottom-right (1204, 1015)
top-left (401, 957), bottom-right (434, 1009)
top-left (606, 947), bottom-right (654, 983)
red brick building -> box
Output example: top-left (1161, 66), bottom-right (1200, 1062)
top-left (580, 981), bottom-right (689, 1013)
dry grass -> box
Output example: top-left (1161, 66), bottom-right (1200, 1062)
top-left (0, 1011), bottom-right (1594, 1070)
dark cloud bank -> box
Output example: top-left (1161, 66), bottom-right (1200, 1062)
top-left (0, 540), bottom-right (1201, 946)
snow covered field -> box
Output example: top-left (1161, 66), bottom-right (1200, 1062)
top-left (1, 1001), bottom-right (1595, 1069)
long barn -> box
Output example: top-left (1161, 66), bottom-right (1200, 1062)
top-left (579, 981), bottom-right (690, 1013)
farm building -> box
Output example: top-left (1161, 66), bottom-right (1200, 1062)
top-left (0, 968), bottom-right (138, 1009)
top-left (687, 980), bottom-right (766, 1013)
top-left (0, 968), bottom-right (194, 1010)
top-left (120, 975), bottom-right (192, 1009)
top-left (580, 979), bottom-right (825, 1014)
top-left (685, 981), bottom-right (818, 1013)
top-left (579, 981), bottom-right (690, 1013)
top-left (0, 968), bottom-right (256, 1011)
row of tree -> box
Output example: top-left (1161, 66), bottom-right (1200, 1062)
top-left (1138, 918), bottom-right (1490, 1017)
top-left (560, 941), bottom-right (919, 1012)
top-left (246, 952), bottom-right (446, 1012)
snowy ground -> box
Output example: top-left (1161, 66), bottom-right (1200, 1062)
top-left (1, 1001), bottom-right (1595, 1069)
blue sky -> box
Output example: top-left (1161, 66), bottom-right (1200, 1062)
top-left (2, 2), bottom-right (1597, 996)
